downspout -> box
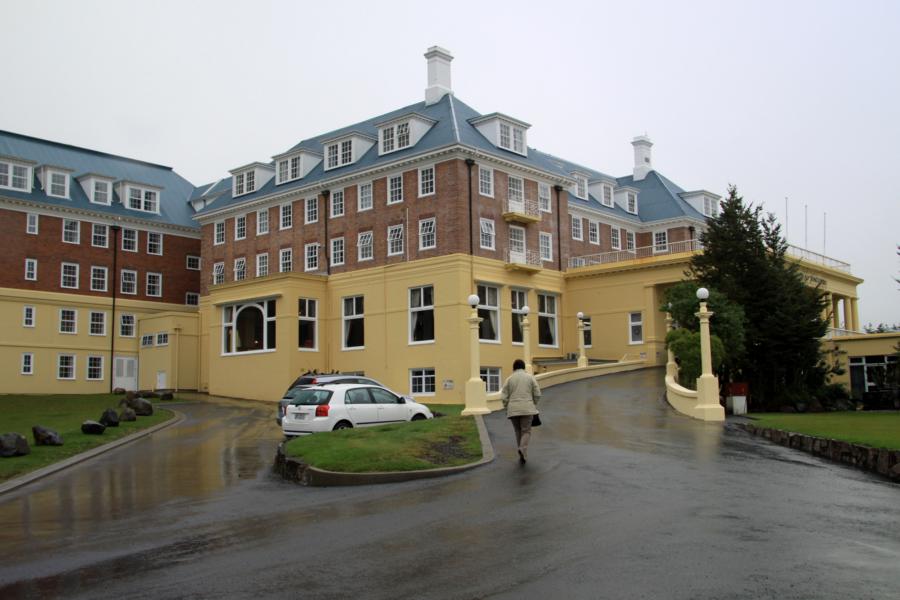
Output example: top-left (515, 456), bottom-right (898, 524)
top-left (109, 225), bottom-right (121, 393)
top-left (465, 158), bottom-right (476, 289)
top-left (322, 190), bottom-right (330, 275)
top-left (554, 185), bottom-right (563, 272)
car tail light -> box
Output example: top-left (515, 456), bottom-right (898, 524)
top-left (315, 404), bottom-right (329, 417)
top-left (311, 378), bottom-right (318, 385)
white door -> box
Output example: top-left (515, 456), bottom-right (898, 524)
top-left (509, 226), bottom-right (526, 264)
top-left (114, 357), bottom-right (138, 391)
top-left (156, 370), bottom-right (168, 390)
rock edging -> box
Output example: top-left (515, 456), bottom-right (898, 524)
top-left (273, 414), bottom-right (495, 486)
top-left (735, 422), bottom-right (900, 482)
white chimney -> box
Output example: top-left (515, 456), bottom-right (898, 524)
top-left (424, 46), bottom-right (453, 105)
top-left (632, 135), bottom-right (653, 181)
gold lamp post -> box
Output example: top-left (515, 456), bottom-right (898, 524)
top-left (695, 287), bottom-right (725, 420)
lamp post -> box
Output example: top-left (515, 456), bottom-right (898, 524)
top-left (521, 305), bottom-right (533, 374)
top-left (462, 293), bottom-right (489, 416)
top-left (665, 303), bottom-right (677, 380)
top-left (576, 311), bottom-right (588, 368)
top-left (695, 288), bottom-right (724, 420)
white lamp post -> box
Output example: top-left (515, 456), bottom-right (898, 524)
top-left (695, 287), bottom-right (724, 420)
top-left (576, 311), bottom-right (588, 368)
top-left (463, 293), bottom-right (489, 415)
top-left (665, 302), bottom-right (677, 379)
top-left (521, 305), bottom-right (533, 374)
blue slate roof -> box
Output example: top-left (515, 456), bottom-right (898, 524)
top-left (0, 130), bottom-right (198, 229)
top-left (617, 171), bottom-right (706, 222)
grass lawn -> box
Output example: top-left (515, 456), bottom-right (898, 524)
top-left (751, 412), bottom-right (900, 450)
top-left (283, 403), bottom-right (482, 472)
top-left (0, 394), bottom-right (175, 483)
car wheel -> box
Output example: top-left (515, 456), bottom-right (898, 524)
top-left (411, 413), bottom-right (427, 421)
top-left (333, 421), bottom-right (353, 431)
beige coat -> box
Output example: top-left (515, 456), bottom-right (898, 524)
top-left (500, 369), bottom-right (541, 417)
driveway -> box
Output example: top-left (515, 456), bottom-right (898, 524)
top-left (0, 369), bottom-right (897, 599)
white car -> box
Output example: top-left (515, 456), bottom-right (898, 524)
top-left (282, 384), bottom-right (434, 436)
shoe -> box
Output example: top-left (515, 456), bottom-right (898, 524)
top-left (518, 449), bottom-right (526, 464)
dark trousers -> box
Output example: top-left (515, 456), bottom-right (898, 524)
top-left (509, 415), bottom-right (533, 457)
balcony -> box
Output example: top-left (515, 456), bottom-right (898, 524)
top-left (502, 195), bottom-right (541, 224)
top-left (569, 239), bottom-right (702, 268)
top-left (786, 245), bottom-right (851, 273)
top-left (504, 247), bottom-right (542, 273)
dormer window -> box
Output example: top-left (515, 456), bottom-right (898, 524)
top-left (703, 196), bottom-right (718, 217)
top-left (627, 192), bottom-right (638, 214)
top-left (381, 121), bottom-right (411, 154)
top-left (573, 175), bottom-right (588, 200)
top-left (470, 113), bottom-right (530, 157)
top-left (93, 180), bottom-right (110, 204)
top-left (326, 140), bottom-right (354, 169)
top-left (278, 156), bottom-right (301, 183)
top-left (125, 185), bottom-right (160, 213)
top-left (377, 114), bottom-right (435, 156)
top-left (602, 184), bottom-right (613, 207)
top-left (0, 159), bottom-right (32, 192)
top-left (234, 170), bottom-right (256, 196)
top-left (48, 171), bottom-right (69, 198)
top-left (498, 122), bottom-right (526, 154)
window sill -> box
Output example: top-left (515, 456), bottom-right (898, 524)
top-left (409, 340), bottom-right (435, 346)
top-left (221, 348), bottom-right (277, 357)
top-left (479, 339), bottom-right (502, 345)
top-left (342, 346), bottom-right (366, 351)
top-left (298, 347), bottom-right (319, 352)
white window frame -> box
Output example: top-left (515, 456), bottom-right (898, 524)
top-left (479, 167), bottom-right (494, 197)
top-left (418, 165), bottom-right (435, 197)
top-left (538, 182), bottom-right (551, 212)
top-left (120, 313), bottom-right (136, 337)
top-left (280, 248), bottom-right (293, 273)
top-left (221, 299), bottom-right (277, 355)
top-left (26, 213), bottom-right (38, 234)
top-left (611, 227), bottom-right (621, 250)
top-left (23, 305), bottom-right (35, 328)
top-left (256, 253), bottom-right (268, 277)
top-left (126, 185), bottom-right (160, 213)
top-left (90, 266), bottom-right (108, 292)
top-left (342, 295), bottom-right (365, 350)
top-left (583, 316), bottom-right (593, 348)
top-left (214, 221), bottom-right (225, 245)
top-left (147, 231), bottom-right (163, 255)
top-left (89, 311), bottom-right (106, 336)
top-left (21, 352), bottom-right (34, 375)
top-left (477, 283), bottom-right (501, 343)
top-left (387, 224), bottom-right (404, 256)
top-left (156, 332), bottom-right (169, 346)
top-left (588, 221), bottom-right (599, 245)
top-left (57, 354), bottom-right (76, 380)
top-left (280, 203), bottom-right (293, 230)
top-left (298, 297), bottom-right (318, 351)
top-left (409, 285), bottom-right (435, 345)
top-left (358, 182), bottom-right (373, 212)
top-left (212, 262), bottom-right (225, 285)
top-left (305, 243), bottom-right (319, 272)
top-left (539, 232), bottom-right (553, 262)
top-left (387, 174), bottom-right (404, 204)
top-left (234, 257), bottom-right (246, 281)
top-left (25, 258), bottom-right (37, 281)
top-left (186, 292), bottom-right (199, 306)
top-left (508, 175), bottom-right (524, 205)
top-left (141, 334), bottom-right (155, 348)
top-left (409, 368), bottom-right (436, 396)
top-left (62, 219), bottom-right (80, 244)
top-left (602, 184), bottom-right (614, 207)
top-left (653, 230), bottom-right (668, 253)
top-left (60, 262), bottom-right (79, 289)
top-left (235, 214), bottom-right (247, 240)
top-left (571, 215), bottom-right (583, 241)
top-left (538, 293), bottom-right (558, 348)
top-left (380, 121), bottom-right (411, 155)
top-left (257, 208), bottom-right (270, 235)
top-left (358, 231), bottom-right (373, 262)
top-left (48, 170), bottom-right (69, 198)
top-left (0, 160), bottom-right (32, 191)
top-left (331, 189), bottom-right (345, 218)
top-left (331, 237), bottom-right (345, 267)
top-left (305, 197), bottom-right (318, 224)
top-left (91, 223), bottom-right (108, 248)
top-left (629, 312), bottom-right (644, 344)
top-left (186, 255), bottom-right (201, 270)
top-left (574, 175), bottom-right (588, 200)
top-left (626, 230), bottom-right (635, 251)
top-left (122, 228), bottom-right (138, 252)
top-left (479, 218), bottom-right (495, 251)
top-left (511, 289), bottom-right (527, 345)
top-left (480, 367), bottom-right (502, 393)
top-left (146, 272), bottom-right (162, 297)
top-left (121, 269), bottom-right (137, 295)
top-left (59, 308), bottom-right (77, 334)
top-left (92, 179), bottom-right (111, 205)
top-left (418, 218), bottom-right (436, 251)
top-left (627, 192), bottom-right (638, 214)
top-left (86, 356), bottom-right (104, 381)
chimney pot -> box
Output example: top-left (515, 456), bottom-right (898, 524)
top-left (424, 46), bottom-right (454, 105)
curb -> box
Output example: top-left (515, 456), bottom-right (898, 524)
top-left (274, 414), bottom-right (495, 486)
top-left (0, 409), bottom-right (186, 497)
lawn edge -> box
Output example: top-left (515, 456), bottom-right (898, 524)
top-left (0, 408), bottom-right (185, 496)
top-left (275, 414), bottom-right (495, 486)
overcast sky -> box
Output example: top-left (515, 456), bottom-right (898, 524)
top-left (2, 0), bottom-right (898, 324)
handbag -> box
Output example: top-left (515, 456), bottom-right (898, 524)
top-left (531, 414), bottom-right (542, 427)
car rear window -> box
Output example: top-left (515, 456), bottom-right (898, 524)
top-left (285, 389), bottom-right (332, 405)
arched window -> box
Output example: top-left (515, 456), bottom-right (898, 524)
top-left (223, 299), bottom-right (276, 354)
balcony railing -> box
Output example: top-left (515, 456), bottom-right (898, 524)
top-left (505, 247), bottom-right (542, 270)
top-left (503, 195), bottom-right (541, 223)
top-left (786, 245), bottom-right (851, 273)
top-left (569, 239), bottom-right (702, 268)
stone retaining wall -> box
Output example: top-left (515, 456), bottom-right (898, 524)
top-left (736, 422), bottom-right (900, 482)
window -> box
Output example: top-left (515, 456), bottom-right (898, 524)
top-left (121, 270), bottom-right (137, 294)
top-left (480, 367), bottom-right (502, 393)
top-left (25, 258), bottom-right (37, 281)
top-left (539, 232), bottom-right (553, 262)
top-left (235, 215), bottom-right (246, 240)
top-left (342, 296), bottom-right (365, 349)
top-left (331, 190), bottom-right (344, 218)
top-left (508, 176), bottom-right (524, 205)
top-left (276, 156), bottom-right (302, 184)
top-left (305, 197), bottom-right (318, 224)
top-left (141, 334), bottom-right (155, 347)
top-left (26, 213), bottom-right (38, 234)
top-left (186, 292), bottom-right (199, 306)
top-left (280, 203), bottom-right (293, 229)
top-left (574, 175), bottom-right (587, 200)
top-left (703, 197), bottom-right (718, 217)
top-left (48, 171), bottom-right (69, 198)
top-left (418, 166), bottom-right (435, 197)
top-left (234, 257), bottom-right (246, 281)
top-left (331, 238), bottom-right (345, 266)
top-left (571, 216), bottom-right (583, 241)
top-left (583, 316), bottom-right (592, 347)
top-left (511, 289), bottom-right (527, 344)
top-left (387, 225), bottom-right (404, 256)
top-left (212, 262), bottom-right (225, 285)
top-left (326, 143), bottom-right (339, 169)
top-left (62, 219), bottom-right (80, 244)
top-left (326, 140), bottom-right (353, 169)
top-left (382, 126), bottom-right (395, 153)
top-left (61, 262), bottom-right (79, 289)
top-left (538, 182), bottom-right (551, 212)
top-left (513, 128), bottom-right (525, 154)
top-left (602, 184), bottom-right (613, 207)
top-left (611, 228), bottom-right (621, 250)
top-left (92, 223), bottom-right (108, 248)
top-left (479, 219), bottom-right (495, 250)
top-left (358, 182), bottom-right (373, 211)
top-left (477, 284), bottom-right (500, 342)
top-left (341, 140), bottom-right (352, 165)
top-left (653, 231), bottom-right (668, 253)
top-left (627, 192), bottom-right (637, 214)
top-left (381, 121), bottom-right (411, 154)
top-left (409, 285), bottom-right (434, 343)
top-left (187, 255), bottom-right (201, 270)
top-left (629, 312), bottom-right (643, 344)
top-left (499, 122), bottom-right (511, 149)
top-left (298, 298), bottom-right (317, 350)
top-left (147, 232), bottom-right (163, 255)
top-left (388, 174), bottom-right (404, 204)
top-left (57, 355), bottom-right (75, 380)
top-left (89, 311), bottom-right (106, 336)
top-left (358, 231), bottom-right (373, 261)
top-left (156, 332), bottom-right (169, 346)
top-left (123, 228), bottom-right (138, 251)
top-left (214, 222), bottom-right (225, 245)
top-left (418, 218), bottom-right (436, 250)
top-left (280, 248), bottom-right (292, 273)
top-left (246, 171), bottom-right (256, 193)
top-left (59, 308), bottom-right (77, 334)
top-left (410, 368), bottom-right (436, 395)
top-left (626, 230), bottom-right (635, 251)
top-left (509, 225), bottom-right (525, 262)
top-left (234, 173), bottom-right (245, 196)
top-left (23, 305), bottom-right (35, 327)
top-left (222, 299), bottom-right (277, 354)
top-left (146, 272), bottom-right (162, 297)
top-left (588, 221), bottom-right (599, 245)
top-left (90, 266), bottom-right (107, 292)
top-left (0, 161), bottom-right (31, 191)
top-left (305, 243), bottom-right (319, 271)
top-left (479, 167), bottom-right (494, 197)
top-left (87, 356), bottom-right (103, 380)
top-left (257, 208), bottom-right (270, 235)
top-left (120, 314), bottom-right (135, 337)
top-left (498, 122), bottom-right (526, 154)
top-left (21, 353), bottom-right (33, 375)
top-left (256, 253), bottom-right (269, 277)
top-left (93, 180), bottom-right (110, 204)
top-left (127, 186), bottom-right (159, 213)
top-left (538, 293), bottom-right (557, 347)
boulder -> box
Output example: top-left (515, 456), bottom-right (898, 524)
top-left (0, 432), bottom-right (31, 457)
top-left (159, 392), bottom-right (174, 401)
top-left (99, 408), bottom-right (120, 427)
top-left (32, 425), bottom-right (63, 446)
top-left (132, 398), bottom-right (154, 416)
top-left (126, 390), bottom-right (137, 402)
top-left (113, 387), bottom-right (127, 395)
top-left (119, 407), bottom-right (137, 422)
top-left (81, 420), bottom-right (106, 435)
top-left (890, 463), bottom-right (900, 482)
top-left (138, 390), bottom-right (159, 399)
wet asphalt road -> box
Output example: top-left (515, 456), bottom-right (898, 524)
top-left (0, 369), bottom-right (898, 600)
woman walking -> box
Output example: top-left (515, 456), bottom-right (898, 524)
top-left (500, 359), bottom-right (541, 464)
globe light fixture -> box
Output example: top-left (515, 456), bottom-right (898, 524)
top-left (521, 305), bottom-right (530, 315)
top-left (696, 287), bottom-right (709, 301)
top-left (467, 294), bottom-right (480, 308)
top-left (576, 311), bottom-right (584, 320)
